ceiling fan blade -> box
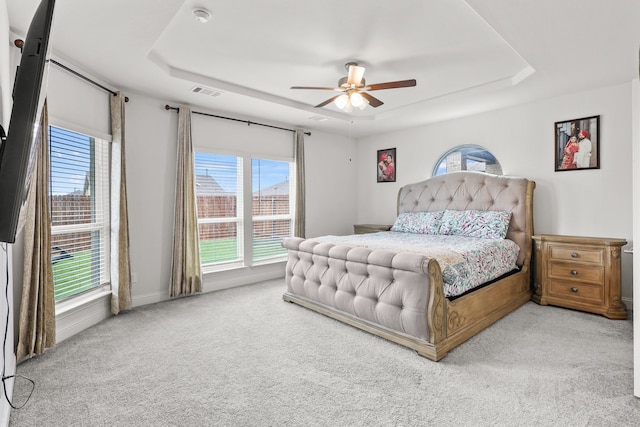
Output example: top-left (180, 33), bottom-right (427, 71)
top-left (315, 95), bottom-right (341, 108)
top-left (365, 79), bottom-right (417, 91)
top-left (347, 65), bottom-right (366, 86)
top-left (291, 86), bottom-right (338, 90)
top-left (361, 92), bottom-right (384, 107)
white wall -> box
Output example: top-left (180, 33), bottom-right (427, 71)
top-left (124, 94), bottom-right (357, 306)
top-left (120, 97), bottom-right (179, 306)
top-left (356, 82), bottom-right (634, 303)
top-left (303, 130), bottom-right (357, 238)
top-left (0, 0), bottom-right (9, 125)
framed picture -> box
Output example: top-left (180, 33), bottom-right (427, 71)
top-left (377, 148), bottom-right (396, 182)
top-left (554, 115), bottom-right (600, 171)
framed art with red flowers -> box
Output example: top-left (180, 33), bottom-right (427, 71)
top-left (554, 115), bottom-right (600, 172)
top-left (377, 148), bottom-right (396, 182)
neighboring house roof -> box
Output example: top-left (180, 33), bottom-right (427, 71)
top-left (195, 176), bottom-right (289, 196)
top-left (195, 174), bottom-right (227, 196)
top-left (254, 181), bottom-right (289, 197)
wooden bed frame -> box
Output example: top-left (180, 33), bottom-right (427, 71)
top-left (282, 171), bottom-right (535, 361)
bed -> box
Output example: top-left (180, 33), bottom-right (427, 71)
top-left (282, 171), bottom-right (535, 361)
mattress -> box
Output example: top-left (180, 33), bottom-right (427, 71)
top-left (312, 231), bottom-right (520, 297)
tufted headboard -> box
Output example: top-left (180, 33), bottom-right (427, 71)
top-left (397, 171), bottom-right (535, 267)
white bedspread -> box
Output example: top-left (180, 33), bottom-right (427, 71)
top-left (312, 231), bottom-right (520, 297)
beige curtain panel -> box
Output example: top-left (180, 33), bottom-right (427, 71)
top-left (110, 92), bottom-right (132, 314)
top-left (170, 105), bottom-right (202, 297)
top-left (294, 129), bottom-right (306, 238)
top-left (17, 100), bottom-right (56, 361)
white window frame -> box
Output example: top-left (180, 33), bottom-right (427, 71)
top-left (194, 149), bottom-right (294, 272)
top-left (251, 159), bottom-right (294, 265)
top-left (194, 151), bottom-right (244, 271)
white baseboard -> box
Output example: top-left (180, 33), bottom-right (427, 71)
top-left (202, 262), bottom-right (285, 293)
top-left (132, 291), bottom-right (170, 308)
top-left (131, 263), bottom-right (286, 307)
top-left (55, 293), bottom-right (111, 343)
top-left (0, 401), bottom-right (10, 427)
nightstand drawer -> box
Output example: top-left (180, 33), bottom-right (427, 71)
top-left (548, 280), bottom-right (604, 305)
top-left (548, 245), bottom-right (603, 264)
top-left (548, 262), bottom-right (603, 284)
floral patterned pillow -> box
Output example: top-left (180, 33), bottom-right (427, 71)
top-left (391, 211), bottom-right (444, 234)
top-left (439, 210), bottom-right (512, 240)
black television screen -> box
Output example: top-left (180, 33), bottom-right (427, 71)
top-left (0, 0), bottom-right (55, 243)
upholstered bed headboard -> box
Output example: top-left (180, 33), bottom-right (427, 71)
top-left (397, 171), bottom-right (535, 267)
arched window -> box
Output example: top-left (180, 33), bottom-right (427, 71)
top-left (432, 144), bottom-right (503, 176)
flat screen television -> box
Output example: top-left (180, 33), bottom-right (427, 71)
top-left (0, 0), bottom-right (55, 243)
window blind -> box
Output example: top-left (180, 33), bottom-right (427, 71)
top-left (251, 159), bottom-right (292, 261)
top-left (194, 153), bottom-right (244, 265)
top-left (49, 126), bottom-right (111, 301)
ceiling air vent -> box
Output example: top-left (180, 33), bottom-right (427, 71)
top-left (308, 115), bottom-right (328, 122)
top-left (190, 85), bottom-right (223, 98)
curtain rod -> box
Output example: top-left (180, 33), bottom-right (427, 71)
top-left (14, 39), bottom-right (128, 102)
top-left (164, 104), bottom-right (311, 136)
top-left (50, 59), bottom-right (128, 102)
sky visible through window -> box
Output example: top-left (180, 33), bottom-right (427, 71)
top-left (252, 158), bottom-right (289, 192)
top-left (49, 126), bottom-right (92, 195)
top-left (194, 153), bottom-right (289, 193)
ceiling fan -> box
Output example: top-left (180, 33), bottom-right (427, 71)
top-left (291, 62), bottom-right (417, 111)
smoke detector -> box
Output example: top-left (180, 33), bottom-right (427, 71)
top-left (192, 8), bottom-right (211, 23)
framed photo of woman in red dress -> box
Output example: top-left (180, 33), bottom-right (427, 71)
top-left (554, 115), bottom-right (600, 171)
top-left (377, 148), bottom-right (396, 182)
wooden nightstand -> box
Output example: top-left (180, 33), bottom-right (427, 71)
top-left (353, 224), bottom-right (392, 234)
top-left (532, 234), bottom-right (627, 319)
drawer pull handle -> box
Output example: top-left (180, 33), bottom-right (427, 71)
top-left (571, 252), bottom-right (578, 258)
top-left (571, 287), bottom-right (578, 293)
top-left (571, 270), bottom-right (578, 276)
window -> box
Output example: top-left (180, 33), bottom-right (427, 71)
top-left (194, 153), bottom-right (244, 266)
top-left (49, 126), bottom-right (111, 301)
top-left (252, 159), bottom-right (292, 261)
top-left (432, 144), bottom-right (503, 176)
top-left (194, 152), bottom-right (294, 269)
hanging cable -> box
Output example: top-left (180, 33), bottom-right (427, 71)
top-left (1, 243), bottom-right (35, 409)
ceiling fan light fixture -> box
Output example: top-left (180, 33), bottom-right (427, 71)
top-left (350, 92), bottom-right (364, 107)
top-left (334, 94), bottom-right (349, 109)
top-left (358, 96), bottom-right (369, 110)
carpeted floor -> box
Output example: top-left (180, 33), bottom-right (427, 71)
top-left (8, 279), bottom-right (639, 426)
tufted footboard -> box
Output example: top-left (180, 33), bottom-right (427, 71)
top-left (282, 236), bottom-right (449, 360)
